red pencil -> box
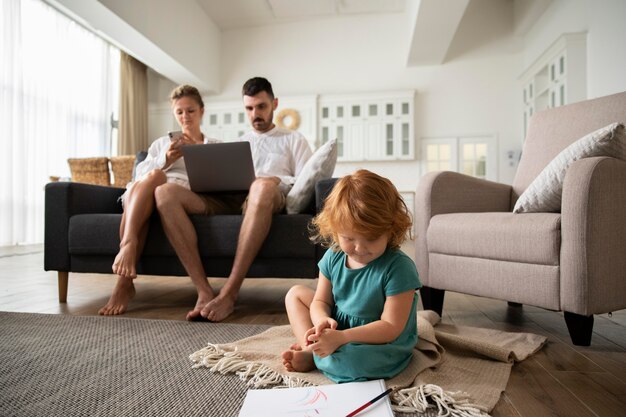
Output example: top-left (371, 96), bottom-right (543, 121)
top-left (345, 387), bottom-right (393, 417)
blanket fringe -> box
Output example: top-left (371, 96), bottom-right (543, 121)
top-left (190, 344), bottom-right (490, 417)
top-left (393, 384), bottom-right (490, 417)
top-left (190, 343), bottom-right (313, 389)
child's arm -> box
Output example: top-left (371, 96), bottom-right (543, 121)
top-left (305, 273), bottom-right (337, 342)
top-left (307, 290), bottom-right (415, 357)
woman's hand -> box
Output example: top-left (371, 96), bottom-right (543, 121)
top-left (164, 133), bottom-right (196, 168)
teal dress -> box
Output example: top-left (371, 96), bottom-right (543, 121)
top-left (313, 248), bottom-right (421, 383)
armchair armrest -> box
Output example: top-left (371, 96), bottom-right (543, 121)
top-left (561, 156), bottom-right (626, 315)
top-left (44, 182), bottom-right (125, 271)
top-left (414, 171), bottom-right (512, 285)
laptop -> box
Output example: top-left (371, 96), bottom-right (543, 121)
top-left (182, 141), bottom-right (256, 193)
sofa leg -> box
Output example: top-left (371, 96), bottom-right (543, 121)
top-left (507, 301), bottom-right (522, 307)
top-left (564, 312), bottom-right (594, 346)
top-left (420, 286), bottom-right (445, 316)
top-left (58, 271), bottom-right (68, 303)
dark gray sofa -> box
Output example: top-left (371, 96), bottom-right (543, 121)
top-left (44, 179), bottom-right (337, 302)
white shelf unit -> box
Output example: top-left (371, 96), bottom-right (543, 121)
top-left (203, 101), bottom-right (249, 142)
top-left (520, 32), bottom-right (587, 139)
top-left (318, 91), bottom-right (415, 162)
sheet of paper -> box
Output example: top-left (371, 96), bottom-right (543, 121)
top-left (238, 379), bottom-right (393, 417)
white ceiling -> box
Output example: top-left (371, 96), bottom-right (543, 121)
top-left (196, 0), bottom-right (406, 30)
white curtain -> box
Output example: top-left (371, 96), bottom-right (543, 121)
top-left (0, 0), bottom-right (119, 245)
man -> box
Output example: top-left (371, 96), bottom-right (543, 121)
top-left (157, 77), bottom-right (312, 322)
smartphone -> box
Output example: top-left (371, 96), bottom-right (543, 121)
top-left (168, 130), bottom-right (183, 141)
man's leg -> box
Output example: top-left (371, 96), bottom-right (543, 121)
top-left (201, 177), bottom-right (284, 321)
top-left (100, 170), bottom-right (166, 315)
top-left (154, 183), bottom-right (219, 320)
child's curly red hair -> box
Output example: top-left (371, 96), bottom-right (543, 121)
top-left (311, 169), bottom-right (412, 250)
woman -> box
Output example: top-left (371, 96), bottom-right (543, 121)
top-left (99, 84), bottom-right (217, 315)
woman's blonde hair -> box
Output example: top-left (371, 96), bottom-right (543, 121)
top-left (169, 84), bottom-right (204, 108)
top-left (311, 169), bottom-right (412, 250)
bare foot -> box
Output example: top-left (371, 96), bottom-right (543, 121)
top-left (200, 293), bottom-right (236, 322)
top-left (186, 290), bottom-right (216, 321)
top-left (99, 276), bottom-right (136, 315)
top-left (281, 347), bottom-right (316, 372)
top-left (112, 240), bottom-right (138, 278)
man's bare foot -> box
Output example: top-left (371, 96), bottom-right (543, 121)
top-left (112, 240), bottom-right (138, 278)
top-left (282, 346), bottom-right (316, 372)
top-left (99, 276), bottom-right (136, 315)
top-left (200, 293), bottom-right (236, 322)
top-left (186, 290), bottom-right (216, 321)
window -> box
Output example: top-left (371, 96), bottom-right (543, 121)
top-left (1, 0), bottom-right (120, 244)
top-left (422, 136), bottom-right (497, 181)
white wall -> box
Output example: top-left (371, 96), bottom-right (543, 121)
top-left (522, 0), bottom-right (626, 98)
top-left (146, 0), bottom-right (626, 192)
top-left (202, 12), bottom-right (522, 190)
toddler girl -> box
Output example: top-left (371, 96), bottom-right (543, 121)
top-left (281, 169), bottom-right (421, 382)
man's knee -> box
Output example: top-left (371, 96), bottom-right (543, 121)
top-left (247, 179), bottom-right (280, 211)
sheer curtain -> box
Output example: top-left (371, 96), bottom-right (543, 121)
top-left (0, 0), bottom-right (119, 245)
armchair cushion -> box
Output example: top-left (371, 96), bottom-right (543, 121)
top-left (428, 212), bottom-right (561, 265)
top-left (286, 139), bottom-right (337, 214)
top-left (514, 122), bottom-right (626, 213)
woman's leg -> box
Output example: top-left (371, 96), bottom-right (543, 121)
top-left (282, 285), bottom-right (317, 372)
top-left (112, 169), bottom-right (166, 278)
top-left (100, 170), bottom-right (166, 315)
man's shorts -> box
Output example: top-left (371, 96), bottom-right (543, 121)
top-left (199, 190), bottom-right (286, 215)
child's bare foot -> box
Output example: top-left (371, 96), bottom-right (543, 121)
top-left (99, 276), bottom-right (135, 315)
top-left (112, 240), bottom-right (138, 278)
top-left (282, 346), bottom-right (316, 372)
top-left (186, 290), bottom-right (216, 321)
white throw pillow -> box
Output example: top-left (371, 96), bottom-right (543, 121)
top-left (286, 139), bottom-right (337, 214)
top-left (514, 122), bottom-right (626, 213)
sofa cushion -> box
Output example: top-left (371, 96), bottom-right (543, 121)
top-left (69, 213), bottom-right (316, 259)
top-left (514, 122), bottom-right (626, 213)
top-left (428, 212), bottom-right (561, 265)
top-left (286, 139), bottom-right (337, 214)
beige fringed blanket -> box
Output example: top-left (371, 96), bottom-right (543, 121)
top-left (190, 311), bottom-right (546, 417)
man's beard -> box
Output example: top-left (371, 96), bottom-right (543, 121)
top-left (253, 111), bottom-right (273, 132)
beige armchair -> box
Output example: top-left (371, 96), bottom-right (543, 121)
top-left (415, 91), bottom-right (626, 346)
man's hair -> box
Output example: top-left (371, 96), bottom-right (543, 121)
top-left (169, 84), bottom-right (204, 108)
top-left (242, 77), bottom-right (274, 99)
top-left (310, 169), bottom-right (412, 250)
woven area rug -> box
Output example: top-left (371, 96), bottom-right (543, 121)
top-left (0, 312), bottom-right (270, 417)
top-left (190, 311), bottom-right (547, 417)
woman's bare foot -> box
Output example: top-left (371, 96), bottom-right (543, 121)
top-left (200, 293), bottom-right (236, 322)
top-left (186, 290), bottom-right (216, 321)
top-left (112, 240), bottom-right (138, 278)
top-left (99, 276), bottom-right (136, 315)
top-left (282, 345), bottom-right (316, 372)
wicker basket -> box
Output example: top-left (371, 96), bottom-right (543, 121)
top-left (67, 157), bottom-right (111, 186)
top-left (109, 155), bottom-right (136, 187)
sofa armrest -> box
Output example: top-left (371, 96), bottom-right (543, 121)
top-left (561, 156), bottom-right (626, 315)
top-left (315, 178), bottom-right (338, 214)
top-left (44, 182), bottom-right (125, 271)
top-left (414, 171), bottom-right (512, 286)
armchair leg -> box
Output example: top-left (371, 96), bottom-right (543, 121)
top-left (420, 286), bottom-right (445, 316)
top-left (58, 271), bottom-right (68, 303)
top-left (564, 312), bottom-right (594, 346)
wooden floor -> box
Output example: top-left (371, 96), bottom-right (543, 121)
top-left (1, 244), bottom-right (624, 417)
